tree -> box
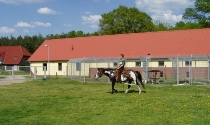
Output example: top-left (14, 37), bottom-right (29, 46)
top-left (67, 30), bottom-right (77, 38)
top-left (32, 34), bottom-right (44, 53)
top-left (9, 35), bottom-right (16, 46)
top-left (16, 35), bottom-right (24, 46)
top-left (22, 35), bottom-right (33, 53)
top-left (0, 36), bottom-right (9, 46)
top-left (173, 21), bottom-right (186, 30)
top-left (53, 34), bottom-right (60, 39)
top-left (183, 0), bottom-right (210, 27)
top-left (172, 21), bottom-right (202, 30)
top-left (99, 5), bottom-right (154, 35)
top-left (45, 34), bottom-right (54, 40)
top-left (154, 21), bottom-right (172, 31)
top-left (76, 30), bottom-right (84, 37)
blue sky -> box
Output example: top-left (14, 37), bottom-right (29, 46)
top-left (0, 0), bottom-right (195, 38)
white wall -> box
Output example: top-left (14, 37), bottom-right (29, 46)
top-left (30, 61), bottom-right (67, 76)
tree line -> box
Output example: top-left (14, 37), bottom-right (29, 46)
top-left (0, 0), bottom-right (209, 54)
top-left (0, 31), bottom-right (98, 54)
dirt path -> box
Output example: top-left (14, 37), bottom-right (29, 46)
top-left (0, 75), bottom-right (27, 85)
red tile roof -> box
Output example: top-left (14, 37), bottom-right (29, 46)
top-left (28, 28), bottom-right (210, 62)
top-left (0, 46), bottom-right (31, 64)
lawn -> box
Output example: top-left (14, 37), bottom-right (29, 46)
top-left (0, 70), bottom-right (11, 75)
top-left (0, 78), bottom-right (210, 125)
top-left (0, 70), bottom-right (30, 75)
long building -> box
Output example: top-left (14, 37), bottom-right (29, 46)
top-left (28, 28), bottom-right (210, 80)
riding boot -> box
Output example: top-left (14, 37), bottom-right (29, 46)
top-left (116, 74), bottom-right (121, 82)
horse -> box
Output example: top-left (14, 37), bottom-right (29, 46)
top-left (94, 68), bottom-right (145, 94)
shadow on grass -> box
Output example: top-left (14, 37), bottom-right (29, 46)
top-left (106, 90), bottom-right (146, 94)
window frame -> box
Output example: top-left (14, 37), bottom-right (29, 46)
top-left (160, 72), bottom-right (163, 77)
top-left (186, 71), bottom-right (189, 77)
top-left (58, 63), bottom-right (62, 71)
top-left (76, 62), bottom-right (81, 71)
top-left (135, 61), bottom-right (141, 67)
top-left (158, 61), bottom-right (164, 67)
top-left (43, 63), bottom-right (47, 71)
top-left (113, 62), bottom-right (118, 67)
top-left (185, 61), bottom-right (192, 66)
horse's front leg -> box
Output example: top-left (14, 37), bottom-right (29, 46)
top-left (111, 80), bottom-right (117, 94)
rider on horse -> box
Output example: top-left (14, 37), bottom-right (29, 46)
top-left (116, 54), bottom-right (125, 82)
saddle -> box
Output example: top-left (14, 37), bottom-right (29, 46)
top-left (121, 69), bottom-right (132, 79)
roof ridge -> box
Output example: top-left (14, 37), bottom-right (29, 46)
top-left (4, 51), bottom-right (7, 63)
top-left (20, 46), bottom-right (23, 56)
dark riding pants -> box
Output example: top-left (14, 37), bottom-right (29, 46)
top-left (116, 67), bottom-right (124, 81)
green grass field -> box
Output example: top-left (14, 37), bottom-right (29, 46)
top-left (0, 70), bottom-right (11, 75)
top-left (0, 78), bottom-right (210, 125)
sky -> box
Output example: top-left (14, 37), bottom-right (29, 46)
top-left (0, 0), bottom-right (195, 38)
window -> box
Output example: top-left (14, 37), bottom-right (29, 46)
top-left (158, 61), bottom-right (164, 67)
top-left (14, 55), bottom-right (18, 59)
top-left (160, 72), bottom-right (163, 77)
top-left (186, 72), bottom-right (189, 77)
top-left (185, 61), bottom-right (192, 66)
top-left (58, 63), bottom-right (62, 71)
top-left (113, 62), bottom-right (118, 67)
top-left (135, 62), bottom-right (141, 67)
top-left (76, 63), bottom-right (81, 71)
top-left (43, 63), bottom-right (47, 71)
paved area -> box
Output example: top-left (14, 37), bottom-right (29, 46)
top-left (0, 75), bottom-right (27, 85)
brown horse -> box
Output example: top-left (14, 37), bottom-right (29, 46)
top-left (94, 68), bottom-right (145, 94)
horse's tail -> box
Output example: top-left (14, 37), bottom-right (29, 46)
top-left (135, 71), bottom-right (145, 89)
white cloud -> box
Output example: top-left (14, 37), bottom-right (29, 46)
top-left (135, 0), bottom-right (194, 24)
top-left (152, 13), bottom-right (183, 23)
top-left (15, 21), bottom-right (51, 28)
top-left (32, 21), bottom-right (51, 27)
top-left (64, 24), bottom-right (72, 27)
top-left (15, 21), bottom-right (35, 28)
top-left (0, 27), bottom-right (15, 33)
top-left (37, 7), bottom-right (60, 15)
top-left (82, 15), bottom-right (101, 28)
top-left (0, 0), bottom-right (49, 5)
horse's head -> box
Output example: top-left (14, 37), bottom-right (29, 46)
top-left (94, 68), bottom-right (104, 79)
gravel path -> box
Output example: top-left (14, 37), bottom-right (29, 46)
top-left (0, 75), bottom-right (27, 85)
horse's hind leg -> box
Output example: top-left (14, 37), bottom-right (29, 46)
top-left (125, 80), bottom-right (132, 93)
top-left (125, 84), bottom-right (131, 93)
top-left (137, 84), bottom-right (142, 94)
